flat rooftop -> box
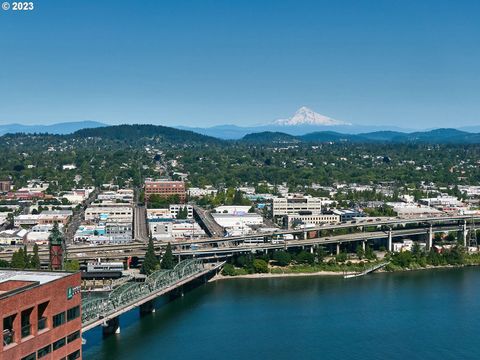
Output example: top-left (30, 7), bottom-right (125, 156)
top-left (0, 270), bottom-right (71, 286)
top-left (0, 270), bottom-right (73, 299)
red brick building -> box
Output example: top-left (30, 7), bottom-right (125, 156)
top-left (0, 270), bottom-right (82, 360)
top-left (144, 179), bottom-right (186, 203)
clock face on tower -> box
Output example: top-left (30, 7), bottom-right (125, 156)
top-left (50, 245), bottom-right (63, 269)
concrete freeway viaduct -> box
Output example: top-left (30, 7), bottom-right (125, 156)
top-left (67, 223), bottom-right (473, 262)
top-left (3, 215), bottom-right (478, 263)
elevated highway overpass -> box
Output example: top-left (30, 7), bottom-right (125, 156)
top-left (1, 215), bottom-right (478, 263)
top-left (63, 224), bottom-right (468, 262)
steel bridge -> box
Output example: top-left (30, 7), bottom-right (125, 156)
top-left (81, 259), bottom-right (223, 333)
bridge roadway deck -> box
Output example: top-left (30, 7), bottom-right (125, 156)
top-left (81, 214), bottom-right (480, 249)
top-left (193, 205), bottom-right (225, 237)
top-left (134, 205), bottom-right (149, 241)
top-left (82, 262), bottom-right (223, 332)
top-left (66, 224), bottom-right (463, 261)
top-left (173, 225), bottom-right (463, 257)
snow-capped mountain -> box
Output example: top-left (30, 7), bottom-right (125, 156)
top-left (273, 106), bottom-right (351, 126)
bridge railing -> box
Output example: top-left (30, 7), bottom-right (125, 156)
top-left (81, 259), bottom-right (204, 326)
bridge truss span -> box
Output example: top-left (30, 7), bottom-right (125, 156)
top-left (81, 259), bottom-right (216, 331)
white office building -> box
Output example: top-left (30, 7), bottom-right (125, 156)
top-left (169, 204), bottom-right (193, 219)
top-left (212, 213), bottom-right (263, 236)
top-left (214, 205), bottom-right (252, 215)
top-left (85, 205), bottom-right (133, 222)
top-left (188, 187), bottom-right (218, 198)
top-left (287, 214), bottom-right (340, 228)
top-left (272, 195), bottom-right (324, 217)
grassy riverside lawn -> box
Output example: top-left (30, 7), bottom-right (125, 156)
top-left (219, 259), bottom-right (385, 278)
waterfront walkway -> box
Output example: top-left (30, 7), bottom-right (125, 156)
top-left (344, 262), bottom-right (389, 278)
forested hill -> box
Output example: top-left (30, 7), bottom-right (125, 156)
top-left (241, 131), bottom-right (299, 143)
top-left (240, 128), bottom-right (480, 144)
top-left (4, 124), bottom-right (480, 145)
top-left (72, 124), bottom-right (223, 144)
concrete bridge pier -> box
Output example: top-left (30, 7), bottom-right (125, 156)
top-left (102, 317), bottom-right (120, 336)
top-left (387, 230), bottom-right (392, 252)
top-left (169, 286), bottom-right (185, 300)
top-left (336, 243), bottom-right (340, 255)
top-left (362, 240), bottom-right (366, 252)
top-left (463, 220), bottom-right (468, 247)
top-left (140, 300), bottom-right (156, 315)
top-left (426, 225), bottom-right (433, 250)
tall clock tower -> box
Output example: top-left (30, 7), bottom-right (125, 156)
top-left (49, 222), bottom-right (65, 270)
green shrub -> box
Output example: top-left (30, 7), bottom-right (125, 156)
top-left (253, 259), bottom-right (269, 273)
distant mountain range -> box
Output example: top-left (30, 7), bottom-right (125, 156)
top-left (177, 107), bottom-right (415, 139)
top-left (68, 125), bottom-right (480, 145)
top-left (242, 128), bottom-right (480, 144)
top-left (0, 121), bottom-right (107, 135)
top-left (2, 106), bottom-right (480, 145)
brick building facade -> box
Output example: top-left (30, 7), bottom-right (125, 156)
top-left (0, 270), bottom-right (82, 360)
top-left (144, 179), bottom-right (186, 203)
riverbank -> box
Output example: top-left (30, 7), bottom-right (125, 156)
top-left (211, 263), bottom-right (480, 282)
top-left (212, 270), bottom-right (344, 281)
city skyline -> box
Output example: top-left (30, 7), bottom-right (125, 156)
top-left (2, 0), bottom-right (480, 128)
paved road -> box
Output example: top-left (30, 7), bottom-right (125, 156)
top-left (193, 205), bottom-right (224, 237)
top-left (65, 188), bottom-right (98, 244)
top-left (134, 205), bottom-right (149, 242)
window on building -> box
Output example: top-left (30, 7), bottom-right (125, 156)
top-left (67, 350), bottom-right (81, 360)
top-left (37, 344), bottom-right (51, 358)
top-left (53, 312), bottom-right (65, 328)
top-left (3, 314), bottom-right (16, 346)
top-left (21, 307), bottom-right (33, 338)
top-left (21, 353), bottom-right (36, 360)
top-left (37, 301), bottom-right (49, 331)
top-left (53, 337), bottom-right (66, 351)
top-left (67, 330), bottom-right (80, 343)
top-left (67, 306), bottom-right (80, 322)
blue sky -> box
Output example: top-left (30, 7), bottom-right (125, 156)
top-left (1, 0), bottom-right (480, 128)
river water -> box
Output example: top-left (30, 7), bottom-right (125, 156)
top-left (83, 268), bottom-right (480, 359)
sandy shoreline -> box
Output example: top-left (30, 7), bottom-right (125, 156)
top-left (211, 271), bottom-right (346, 281)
